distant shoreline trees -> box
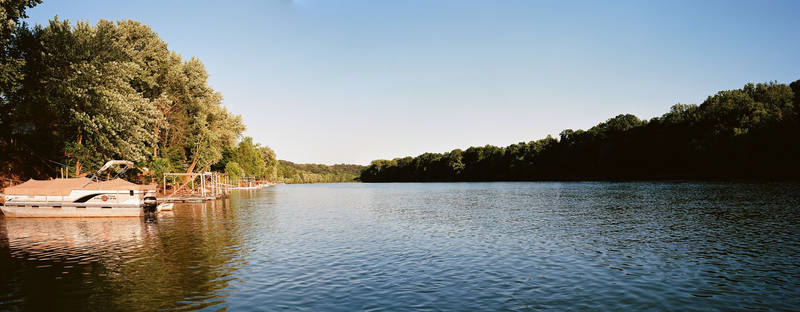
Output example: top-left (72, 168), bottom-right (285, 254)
top-left (275, 161), bottom-right (364, 184)
top-left (360, 80), bottom-right (800, 182)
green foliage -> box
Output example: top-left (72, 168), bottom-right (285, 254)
top-left (0, 0), bottom-right (41, 94)
top-left (225, 161), bottom-right (244, 180)
top-left (240, 137), bottom-right (266, 178)
top-left (361, 80), bottom-right (800, 181)
top-left (2, 16), bottom-right (244, 179)
top-left (1, 11), bottom-right (350, 185)
top-left (47, 19), bottom-right (161, 168)
top-left (0, 0), bottom-right (41, 177)
top-left (0, 0), bottom-right (41, 39)
top-left (259, 146), bottom-right (278, 180)
top-left (275, 160), bottom-right (364, 184)
top-left (146, 157), bottom-right (172, 183)
top-left (210, 137), bottom-right (275, 180)
top-left (231, 137), bottom-right (266, 178)
top-left (791, 80), bottom-right (800, 119)
top-left (208, 139), bottom-right (364, 184)
top-left (589, 114), bottom-right (644, 138)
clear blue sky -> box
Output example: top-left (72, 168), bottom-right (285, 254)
top-left (25, 0), bottom-right (800, 165)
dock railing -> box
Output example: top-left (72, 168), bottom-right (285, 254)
top-left (160, 172), bottom-right (272, 202)
top-left (161, 172), bottom-right (228, 202)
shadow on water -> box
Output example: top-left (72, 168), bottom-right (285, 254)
top-left (0, 197), bottom-right (258, 311)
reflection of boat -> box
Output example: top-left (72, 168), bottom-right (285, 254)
top-left (1, 217), bottom-right (150, 256)
top-left (1, 160), bottom-right (168, 217)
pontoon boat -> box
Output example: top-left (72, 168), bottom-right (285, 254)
top-left (0, 161), bottom-right (169, 217)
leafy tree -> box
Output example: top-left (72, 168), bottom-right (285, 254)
top-left (146, 157), bottom-right (172, 184)
top-left (0, 0), bottom-right (41, 98)
top-left (232, 137), bottom-right (266, 178)
top-left (13, 19), bottom-right (161, 174)
top-left (2, 17), bottom-right (245, 178)
top-left (225, 161), bottom-right (243, 180)
top-left (259, 145), bottom-right (278, 180)
top-left (790, 80), bottom-right (800, 117)
top-left (0, 0), bottom-right (41, 176)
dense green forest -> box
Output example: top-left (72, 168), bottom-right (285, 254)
top-left (0, 1), bottom-right (357, 185)
top-left (275, 161), bottom-right (363, 184)
top-left (361, 80), bottom-right (800, 182)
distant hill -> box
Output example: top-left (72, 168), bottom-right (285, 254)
top-left (276, 160), bottom-right (364, 184)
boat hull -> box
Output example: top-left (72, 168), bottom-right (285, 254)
top-left (1, 205), bottom-right (143, 217)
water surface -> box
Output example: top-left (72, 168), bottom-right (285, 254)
top-left (2, 182), bottom-right (799, 310)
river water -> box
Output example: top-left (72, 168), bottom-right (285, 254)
top-left (1, 182), bottom-right (799, 311)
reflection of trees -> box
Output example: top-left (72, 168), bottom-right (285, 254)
top-left (110, 199), bottom-right (250, 310)
top-left (0, 217), bottom-right (152, 310)
top-left (0, 198), bottom-right (253, 311)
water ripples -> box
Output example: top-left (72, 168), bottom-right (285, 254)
top-left (2, 182), bottom-right (800, 310)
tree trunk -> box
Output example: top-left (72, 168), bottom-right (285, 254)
top-left (186, 149), bottom-right (198, 174)
top-left (153, 125), bottom-right (159, 157)
top-left (185, 137), bottom-right (202, 174)
top-left (74, 133), bottom-right (82, 176)
top-left (169, 140), bottom-right (202, 196)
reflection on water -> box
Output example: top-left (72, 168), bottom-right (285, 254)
top-left (0, 199), bottom-right (251, 311)
top-left (4, 217), bottom-right (151, 257)
top-left (1, 183), bottom-right (800, 310)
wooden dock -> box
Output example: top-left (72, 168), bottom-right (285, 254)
top-left (160, 196), bottom-right (216, 203)
top-left (160, 172), bottom-right (274, 202)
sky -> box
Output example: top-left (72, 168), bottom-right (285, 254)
top-left (24, 0), bottom-right (800, 165)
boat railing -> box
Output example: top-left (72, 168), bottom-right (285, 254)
top-left (82, 160), bottom-right (135, 188)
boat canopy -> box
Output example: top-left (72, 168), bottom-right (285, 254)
top-left (3, 178), bottom-right (156, 196)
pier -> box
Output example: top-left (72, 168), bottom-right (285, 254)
top-left (160, 172), bottom-right (273, 203)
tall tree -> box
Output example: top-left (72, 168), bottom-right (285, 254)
top-left (0, 0), bottom-right (41, 176)
top-left (4, 17), bottom-right (245, 178)
top-left (259, 145), bottom-right (278, 180)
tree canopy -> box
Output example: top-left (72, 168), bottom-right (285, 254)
top-left (1, 15), bottom-right (246, 180)
top-left (361, 81), bottom-right (800, 182)
top-left (275, 161), bottom-right (363, 184)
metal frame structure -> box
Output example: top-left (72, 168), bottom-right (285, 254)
top-left (160, 172), bottom-right (273, 202)
top-left (162, 172), bottom-right (229, 202)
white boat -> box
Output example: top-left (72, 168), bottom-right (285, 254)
top-left (0, 160), bottom-right (166, 217)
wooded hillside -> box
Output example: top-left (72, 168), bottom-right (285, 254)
top-left (361, 80), bottom-right (800, 181)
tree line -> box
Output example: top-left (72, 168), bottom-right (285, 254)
top-left (0, 1), bottom-right (351, 185)
top-left (360, 80), bottom-right (800, 182)
top-left (275, 161), bottom-right (363, 184)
